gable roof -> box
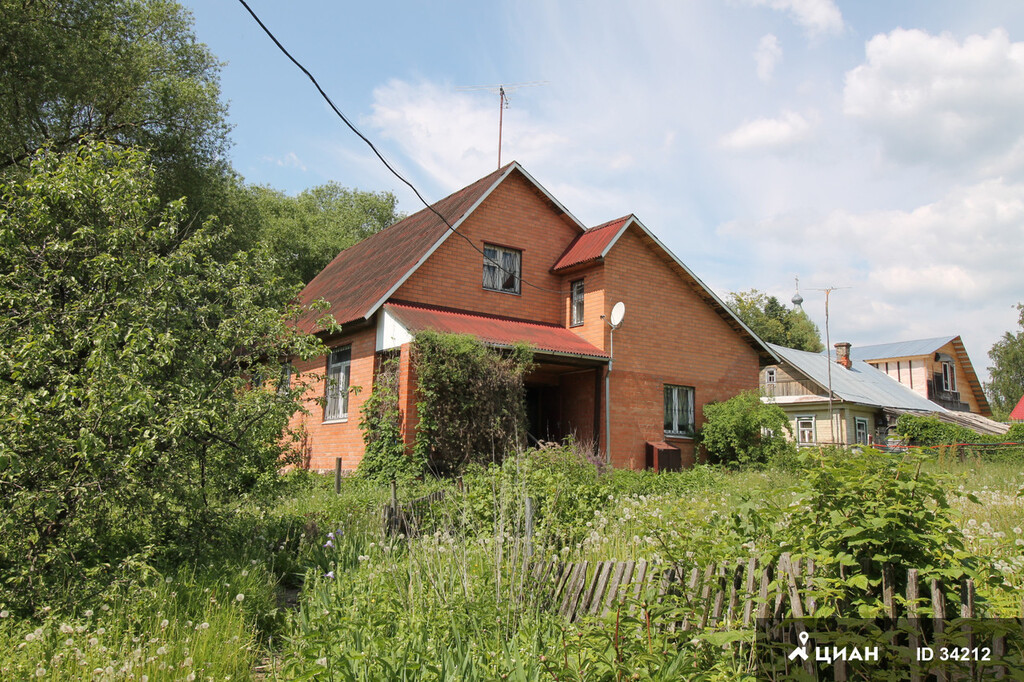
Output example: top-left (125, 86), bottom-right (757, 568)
top-left (847, 336), bottom-right (957, 361)
top-left (1011, 395), bottom-right (1024, 421)
top-left (385, 301), bottom-right (608, 361)
top-left (295, 162), bottom-right (585, 334)
top-left (552, 215), bottom-right (632, 271)
top-left (841, 335), bottom-right (991, 417)
top-left (770, 343), bottom-right (943, 412)
top-left (553, 214), bottom-right (778, 364)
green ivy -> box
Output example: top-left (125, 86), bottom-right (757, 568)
top-left (411, 331), bottom-right (533, 476)
top-left (358, 354), bottom-right (423, 481)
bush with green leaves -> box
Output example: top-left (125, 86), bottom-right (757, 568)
top-left (700, 390), bottom-right (795, 466)
top-left (0, 143), bottom-right (326, 615)
top-left (412, 331), bottom-right (533, 475)
top-left (777, 448), bottom-right (991, 616)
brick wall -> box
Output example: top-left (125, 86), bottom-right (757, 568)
top-left (394, 171), bottom-right (580, 323)
top-left (601, 226), bottom-right (760, 468)
top-left (288, 325), bottom-right (377, 473)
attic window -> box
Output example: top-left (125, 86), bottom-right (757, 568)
top-left (483, 245), bottom-right (521, 294)
top-left (942, 361), bottom-right (956, 392)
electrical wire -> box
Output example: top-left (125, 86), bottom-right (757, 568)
top-left (236, 0), bottom-right (571, 296)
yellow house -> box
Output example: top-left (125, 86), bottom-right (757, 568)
top-left (761, 342), bottom-right (1006, 447)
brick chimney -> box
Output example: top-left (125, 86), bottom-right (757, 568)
top-left (834, 342), bottom-right (852, 369)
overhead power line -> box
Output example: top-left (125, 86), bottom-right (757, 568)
top-left (236, 0), bottom-right (567, 295)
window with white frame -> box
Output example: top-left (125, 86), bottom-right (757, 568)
top-left (324, 346), bottom-right (351, 422)
top-left (797, 416), bottom-right (815, 445)
top-left (765, 367), bottom-right (777, 384)
top-left (855, 417), bottom-right (869, 445)
top-left (482, 244), bottom-right (521, 294)
top-left (570, 279), bottom-right (584, 326)
top-left (942, 361), bottom-right (956, 392)
top-left (663, 385), bottom-right (695, 437)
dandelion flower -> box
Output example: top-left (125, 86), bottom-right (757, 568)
top-left (25, 632), bottom-right (35, 642)
top-left (199, 622), bottom-right (209, 630)
top-left (84, 609), bottom-right (93, 618)
top-left (317, 657), bottom-right (327, 666)
top-left (97, 627), bottom-right (105, 635)
top-left (235, 593), bottom-right (245, 602)
top-left (161, 619), bottom-right (169, 629)
top-left (157, 646), bottom-right (167, 655)
top-left (60, 623), bottom-right (73, 634)
top-left (100, 604), bottom-right (110, 612)
top-left (0, 610), bottom-right (8, 618)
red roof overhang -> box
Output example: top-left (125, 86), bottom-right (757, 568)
top-left (384, 301), bottom-right (608, 361)
top-left (552, 215), bottom-right (631, 271)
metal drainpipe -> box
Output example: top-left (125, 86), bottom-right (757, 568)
top-left (605, 326), bottom-right (614, 466)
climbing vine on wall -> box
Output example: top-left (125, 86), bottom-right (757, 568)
top-left (411, 331), bottom-right (534, 475)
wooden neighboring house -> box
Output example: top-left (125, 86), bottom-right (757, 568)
top-left (762, 342), bottom-right (1007, 447)
top-left (287, 162), bottom-right (776, 472)
top-left (843, 336), bottom-right (992, 417)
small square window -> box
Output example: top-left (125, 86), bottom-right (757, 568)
top-left (663, 385), bottom-right (695, 437)
top-left (797, 416), bottom-right (815, 445)
top-left (765, 368), bottom-right (777, 384)
top-left (483, 245), bottom-right (521, 294)
top-left (324, 346), bottom-right (351, 422)
top-left (570, 279), bottom-right (584, 326)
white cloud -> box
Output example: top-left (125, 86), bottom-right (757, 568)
top-left (717, 179), bottom-right (1024, 378)
top-left (844, 28), bottom-right (1024, 174)
top-left (366, 79), bottom-right (568, 192)
top-left (746, 0), bottom-right (843, 37)
top-left (755, 34), bottom-right (783, 82)
top-left (721, 110), bottom-right (815, 151)
top-left (262, 151), bottom-right (307, 172)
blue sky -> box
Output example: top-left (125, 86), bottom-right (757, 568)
top-left (184, 0), bottom-right (1024, 385)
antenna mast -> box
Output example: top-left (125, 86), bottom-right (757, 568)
top-left (809, 285), bottom-right (850, 444)
top-left (455, 81), bottom-right (548, 168)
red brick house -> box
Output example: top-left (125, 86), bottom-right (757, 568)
top-left (289, 162), bottom-right (776, 471)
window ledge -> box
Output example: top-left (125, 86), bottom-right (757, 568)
top-left (323, 418), bottom-right (349, 425)
top-left (664, 433), bottom-right (694, 440)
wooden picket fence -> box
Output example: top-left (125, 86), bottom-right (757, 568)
top-left (528, 554), bottom-right (1020, 680)
top-left (527, 553), bottom-right (998, 624)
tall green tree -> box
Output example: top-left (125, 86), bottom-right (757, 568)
top-left (986, 303), bottom-right (1024, 419)
top-left (252, 182), bottom-right (401, 285)
top-left (727, 289), bottom-right (824, 352)
top-left (0, 0), bottom-right (227, 189)
top-left (0, 143), bottom-right (326, 614)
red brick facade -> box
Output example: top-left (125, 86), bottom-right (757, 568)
top-left (289, 164), bottom-right (768, 472)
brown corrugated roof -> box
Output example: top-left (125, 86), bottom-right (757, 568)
top-left (385, 301), bottom-right (608, 360)
top-left (552, 215), bottom-right (631, 271)
top-left (295, 163), bottom-right (514, 333)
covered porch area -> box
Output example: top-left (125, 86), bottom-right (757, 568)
top-left (376, 300), bottom-right (609, 450)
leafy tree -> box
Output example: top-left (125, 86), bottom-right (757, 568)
top-left (986, 303), bottom-right (1024, 419)
top-left (700, 391), bottom-right (795, 466)
top-left (0, 0), bottom-right (227, 193)
top-left (727, 289), bottom-right (824, 352)
top-left (0, 143), bottom-right (326, 614)
top-left (251, 182), bottom-right (401, 285)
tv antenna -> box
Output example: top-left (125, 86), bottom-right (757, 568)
top-left (808, 285), bottom-right (851, 443)
top-left (455, 81), bottom-right (548, 168)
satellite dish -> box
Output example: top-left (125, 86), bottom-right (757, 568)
top-left (609, 301), bottom-right (625, 328)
